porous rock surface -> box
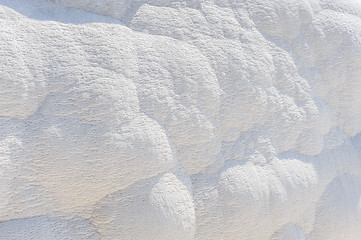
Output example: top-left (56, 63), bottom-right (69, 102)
top-left (1, 0), bottom-right (361, 239)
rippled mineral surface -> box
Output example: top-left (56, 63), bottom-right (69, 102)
top-left (1, 0), bottom-right (361, 239)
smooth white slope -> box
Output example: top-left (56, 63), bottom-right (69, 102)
top-left (1, 0), bottom-right (361, 239)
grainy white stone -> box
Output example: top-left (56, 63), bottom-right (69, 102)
top-left (1, 0), bottom-right (361, 239)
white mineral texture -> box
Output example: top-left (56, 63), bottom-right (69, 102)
top-left (1, 0), bottom-right (361, 239)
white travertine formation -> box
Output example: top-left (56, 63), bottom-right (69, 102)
top-left (1, 0), bottom-right (361, 239)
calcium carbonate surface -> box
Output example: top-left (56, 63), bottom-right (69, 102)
top-left (1, 0), bottom-right (361, 239)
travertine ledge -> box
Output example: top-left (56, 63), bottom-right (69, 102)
top-left (1, 0), bottom-right (361, 239)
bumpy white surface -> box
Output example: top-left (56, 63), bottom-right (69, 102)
top-left (1, 0), bottom-right (361, 239)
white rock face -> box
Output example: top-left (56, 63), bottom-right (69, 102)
top-left (1, 0), bottom-right (361, 239)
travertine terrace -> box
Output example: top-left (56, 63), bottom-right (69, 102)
top-left (1, 0), bottom-right (361, 239)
